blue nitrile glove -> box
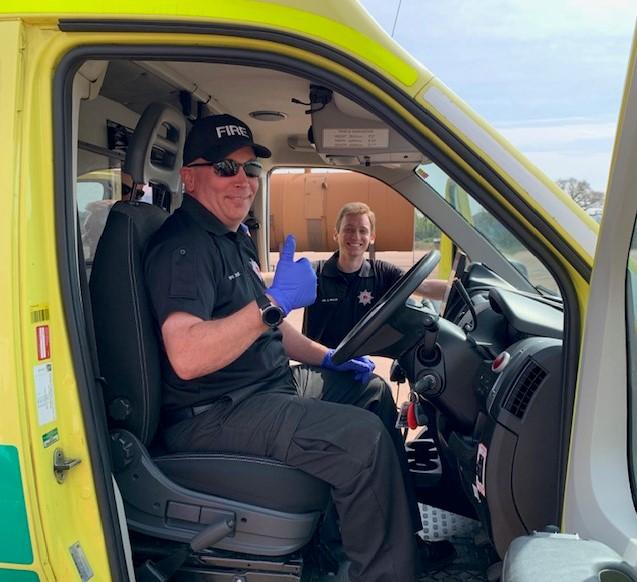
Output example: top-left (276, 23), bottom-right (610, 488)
top-left (267, 234), bottom-right (317, 316)
top-left (321, 349), bottom-right (376, 384)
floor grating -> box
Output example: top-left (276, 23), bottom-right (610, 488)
top-left (418, 504), bottom-right (493, 582)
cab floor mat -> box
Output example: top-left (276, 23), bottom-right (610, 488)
top-left (417, 536), bottom-right (490, 581)
top-left (313, 506), bottom-right (495, 582)
top-left (418, 504), bottom-right (493, 582)
top-left (313, 539), bottom-right (491, 582)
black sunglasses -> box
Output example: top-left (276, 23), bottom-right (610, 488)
top-left (186, 159), bottom-right (263, 178)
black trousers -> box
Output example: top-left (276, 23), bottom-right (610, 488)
top-left (292, 365), bottom-right (422, 534)
top-left (163, 366), bottom-right (418, 582)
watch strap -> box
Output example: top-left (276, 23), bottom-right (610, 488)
top-left (256, 293), bottom-right (273, 310)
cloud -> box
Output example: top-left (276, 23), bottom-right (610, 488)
top-left (523, 149), bottom-right (612, 192)
top-left (497, 119), bottom-right (616, 149)
top-left (366, 0), bottom-right (636, 42)
top-left (357, 0), bottom-right (634, 190)
top-left (374, 2), bottom-right (634, 126)
top-left (495, 119), bottom-right (616, 190)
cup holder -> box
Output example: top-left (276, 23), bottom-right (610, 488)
top-left (599, 569), bottom-right (637, 582)
top-left (406, 438), bottom-right (440, 473)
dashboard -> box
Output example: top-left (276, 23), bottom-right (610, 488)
top-left (397, 261), bottom-right (566, 557)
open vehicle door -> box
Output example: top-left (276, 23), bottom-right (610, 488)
top-left (2, 2), bottom-right (630, 580)
top-left (501, 25), bottom-right (637, 582)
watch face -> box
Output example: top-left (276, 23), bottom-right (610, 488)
top-left (263, 305), bottom-right (283, 327)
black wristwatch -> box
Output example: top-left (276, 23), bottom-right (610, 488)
top-left (256, 294), bottom-right (285, 328)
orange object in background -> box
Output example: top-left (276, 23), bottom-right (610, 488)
top-left (270, 170), bottom-right (415, 252)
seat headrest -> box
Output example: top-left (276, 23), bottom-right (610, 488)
top-left (124, 102), bottom-right (186, 193)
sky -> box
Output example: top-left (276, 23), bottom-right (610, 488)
top-left (359, 0), bottom-right (636, 192)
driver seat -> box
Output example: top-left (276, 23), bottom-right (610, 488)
top-left (89, 103), bottom-right (329, 574)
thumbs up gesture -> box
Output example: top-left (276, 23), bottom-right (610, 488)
top-left (267, 235), bottom-right (317, 315)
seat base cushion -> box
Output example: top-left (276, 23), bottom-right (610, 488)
top-left (155, 453), bottom-right (330, 514)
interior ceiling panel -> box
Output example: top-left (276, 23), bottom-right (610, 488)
top-left (167, 62), bottom-right (315, 159)
top-left (98, 60), bottom-right (408, 168)
top-left (100, 60), bottom-right (182, 114)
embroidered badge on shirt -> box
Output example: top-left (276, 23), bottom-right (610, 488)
top-left (249, 259), bottom-right (264, 283)
top-left (358, 289), bottom-right (374, 305)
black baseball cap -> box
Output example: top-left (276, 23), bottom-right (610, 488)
top-left (183, 114), bottom-right (271, 165)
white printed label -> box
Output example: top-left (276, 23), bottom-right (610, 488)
top-left (34, 363), bottom-right (57, 425)
top-left (70, 542), bottom-right (94, 581)
top-left (323, 128), bottom-right (389, 149)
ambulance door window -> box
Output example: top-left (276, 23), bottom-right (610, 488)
top-left (269, 167), bottom-right (426, 269)
top-left (77, 168), bottom-right (121, 268)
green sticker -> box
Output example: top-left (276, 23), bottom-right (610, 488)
top-left (0, 570), bottom-right (39, 581)
top-left (41, 428), bottom-right (59, 448)
top-left (0, 445), bottom-right (33, 564)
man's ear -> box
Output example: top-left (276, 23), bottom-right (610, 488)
top-left (369, 231), bottom-right (376, 245)
top-left (333, 228), bottom-right (339, 242)
top-left (180, 167), bottom-right (194, 191)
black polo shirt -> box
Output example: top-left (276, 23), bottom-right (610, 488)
top-left (302, 252), bottom-right (404, 348)
top-left (144, 194), bottom-right (293, 413)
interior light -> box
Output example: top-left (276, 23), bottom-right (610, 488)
top-left (249, 110), bottom-right (287, 122)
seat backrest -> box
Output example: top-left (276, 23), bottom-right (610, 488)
top-left (90, 103), bottom-right (186, 444)
top-left (90, 202), bottom-right (168, 442)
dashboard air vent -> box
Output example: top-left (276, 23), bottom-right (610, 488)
top-left (504, 360), bottom-right (547, 419)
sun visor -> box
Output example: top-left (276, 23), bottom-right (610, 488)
top-left (310, 92), bottom-right (426, 166)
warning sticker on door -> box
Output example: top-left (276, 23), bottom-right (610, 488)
top-left (36, 325), bottom-right (50, 360)
top-left (322, 128), bottom-right (389, 149)
top-left (42, 427), bottom-right (59, 448)
top-left (33, 363), bottom-right (57, 425)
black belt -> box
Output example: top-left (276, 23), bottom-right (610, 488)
top-left (164, 402), bottom-right (216, 426)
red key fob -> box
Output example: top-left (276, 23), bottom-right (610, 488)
top-left (407, 401), bottom-right (418, 430)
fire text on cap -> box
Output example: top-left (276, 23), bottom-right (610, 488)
top-left (216, 125), bottom-right (249, 138)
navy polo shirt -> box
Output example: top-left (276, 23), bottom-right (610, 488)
top-left (144, 194), bottom-right (293, 413)
top-left (302, 251), bottom-right (404, 349)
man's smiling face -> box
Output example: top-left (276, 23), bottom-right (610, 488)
top-left (181, 146), bottom-right (258, 231)
top-left (335, 212), bottom-right (375, 260)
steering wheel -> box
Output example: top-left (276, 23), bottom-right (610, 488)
top-left (330, 250), bottom-right (441, 364)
